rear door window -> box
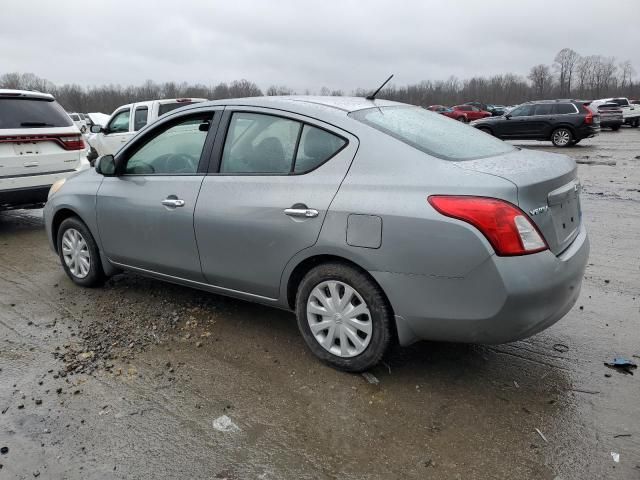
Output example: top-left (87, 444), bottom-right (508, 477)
top-left (294, 125), bottom-right (346, 173)
top-left (107, 109), bottom-right (130, 133)
top-left (0, 98), bottom-right (73, 129)
top-left (158, 101), bottom-right (196, 116)
top-left (220, 112), bottom-right (301, 174)
top-left (553, 104), bottom-right (578, 114)
top-left (133, 107), bottom-right (149, 131)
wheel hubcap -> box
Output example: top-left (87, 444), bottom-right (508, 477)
top-left (306, 280), bottom-right (372, 358)
top-left (61, 228), bottom-right (90, 279)
top-left (554, 130), bottom-right (570, 145)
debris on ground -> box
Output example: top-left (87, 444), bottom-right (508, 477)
top-left (611, 452), bottom-right (620, 463)
top-left (361, 372), bottom-right (380, 384)
top-left (212, 415), bottom-right (240, 433)
top-left (613, 433), bottom-right (632, 438)
top-left (604, 357), bottom-right (638, 375)
top-left (553, 343), bottom-right (569, 353)
top-left (535, 428), bottom-right (548, 443)
top-left (0, 447), bottom-right (8, 454)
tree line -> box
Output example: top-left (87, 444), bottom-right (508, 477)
top-left (1, 48), bottom-right (637, 114)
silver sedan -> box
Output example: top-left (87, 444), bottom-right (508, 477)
top-left (44, 96), bottom-right (589, 372)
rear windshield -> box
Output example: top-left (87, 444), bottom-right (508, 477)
top-left (158, 101), bottom-right (196, 116)
top-left (0, 98), bottom-right (73, 129)
top-left (349, 106), bottom-right (514, 161)
top-left (610, 98), bottom-right (630, 107)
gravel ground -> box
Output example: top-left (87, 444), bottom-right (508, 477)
top-left (0, 128), bottom-right (639, 479)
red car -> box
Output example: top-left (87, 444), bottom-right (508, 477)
top-left (452, 105), bottom-right (492, 121)
top-left (427, 105), bottom-right (468, 122)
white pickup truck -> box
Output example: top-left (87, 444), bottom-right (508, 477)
top-left (591, 97), bottom-right (640, 128)
top-left (88, 98), bottom-right (206, 156)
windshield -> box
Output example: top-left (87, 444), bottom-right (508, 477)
top-left (0, 97), bottom-right (73, 129)
top-left (349, 106), bottom-right (514, 161)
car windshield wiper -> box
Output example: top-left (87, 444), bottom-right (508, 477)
top-left (20, 121), bottom-right (56, 127)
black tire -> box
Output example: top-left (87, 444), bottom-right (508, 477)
top-left (632, 118), bottom-right (640, 128)
top-left (295, 263), bottom-right (392, 372)
top-left (457, 116), bottom-right (467, 123)
top-left (478, 126), bottom-right (493, 136)
top-left (57, 217), bottom-right (105, 287)
top-left (611, 126), bottom-right (620, 131)
top-left (551, 127), bottom-right (573, 147)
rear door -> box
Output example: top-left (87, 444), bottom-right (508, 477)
top-left (194, 108), bottom-right (358, 299)
top-left (96, 109), bottom-right (220, 280)
top-left (0, 96), bottom-right (82, 178)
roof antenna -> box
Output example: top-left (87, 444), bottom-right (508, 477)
top-left (366, 74), bottom-right (394, 100)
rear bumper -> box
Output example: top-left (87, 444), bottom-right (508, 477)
top-left (600, 119), bottom-right (623, 127)
top-left (373, 223), bottom-right (589, 346)
top-left (576, 126), bottom-right (600, 139)
top-left (0, 161), bottom-right (89, 210)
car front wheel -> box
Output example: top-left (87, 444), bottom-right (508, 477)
top-left (295, 263), bottom-right (392, 372)
top-left (551, 128), bottom-right (573, 147)
top-left (57, 217), bottom-right (105, 287)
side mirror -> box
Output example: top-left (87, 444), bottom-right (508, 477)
top-left (90, 125), bottom-right (103, 134)
top-left (95, 155), bottom-right (117, 176)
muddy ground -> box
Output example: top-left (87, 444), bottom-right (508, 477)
top-left (1, 128), bottom-right (639, 479)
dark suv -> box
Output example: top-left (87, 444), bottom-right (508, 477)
top-left (471, 100), bottom-right (600, 147)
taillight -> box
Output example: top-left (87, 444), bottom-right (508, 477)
top-left (57, 135), bottom-right (85, 151)
top-left (428, 196), bottom-right (548, 256)
top-left (581, 104), bottom-right (594, 125)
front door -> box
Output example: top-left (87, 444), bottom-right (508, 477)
top-left (99, 107), bottom-right (134, 155)
top-left (194, 109), bottom-right (358, 299)
top-left (500, 104), bottom-right (535, 137)
top-left (96, 111), bottom-right (218, 281)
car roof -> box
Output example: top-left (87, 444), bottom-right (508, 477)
top-left (198, 96), bottom-right (405, 115)
top-left (0, 89), bottom-right (55, 101)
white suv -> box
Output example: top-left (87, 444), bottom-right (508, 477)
top-left (0, 89), bottom-right (90, 210)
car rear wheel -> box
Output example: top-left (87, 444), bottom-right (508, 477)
top-left (611, 126), bottom-right (620, 131)
top-left (457, 116), bottom-right (467, 123)
top-left (632, 118), bottom-right (640, 128)
top-left (295, 263), bottom-right (392, 372)
top-left (57, 217), bottom-right (105, 287)
top-left (478, 126), bottom-right (493, 136)
top-left (551, 128), bottom-right (573, 147)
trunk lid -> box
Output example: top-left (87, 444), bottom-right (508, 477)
top-left (457, 148), bottom-right (580, 255)
top-left (0, 127), bottom-right (82, 177)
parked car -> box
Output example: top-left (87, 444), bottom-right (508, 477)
top-left (464, 102), bottom-right (505, 116)
top-left (591, 102), bottom-right (623, 131)
top-left (471, 99), bottom-right (600, 147)
top-left (590, 97), bottom-right (640, 128)
top-left (426, 105), bottom-right (468, 122)
top-left (453, 105), bottom-right (492, 121)
top-left (44, 96), bottom-right (589, 372)
top-left (0, 89), bottom-right (89, 210)
top-left (88, 98), bottom-right (206, 156)
top-left (68, 112), bottom-right (87, 133)
top-left (630, 99), bottom-right (640, 106)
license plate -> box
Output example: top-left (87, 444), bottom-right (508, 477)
top-left (13, 142), bottom-right (40, 156)
top-left (550, 193), bottom-right (580, 244)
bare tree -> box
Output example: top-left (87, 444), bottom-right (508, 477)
top-left (528, 64), bottom-right (554, 98)
top-left (619, 60), bottom-right (635, 89)
top-left (554, 48), bottom-right (580, 96)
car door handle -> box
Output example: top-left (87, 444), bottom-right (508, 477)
top-left (284, 208), bottom-right (319, 218)
top-left (162, 198), bottom-right (185, 208)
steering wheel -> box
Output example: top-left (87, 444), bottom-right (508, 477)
top-left (153, 153), bottom-right (198, 173)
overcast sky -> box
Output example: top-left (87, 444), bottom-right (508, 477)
top-left (3, 0), bottom-right (639, 92)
